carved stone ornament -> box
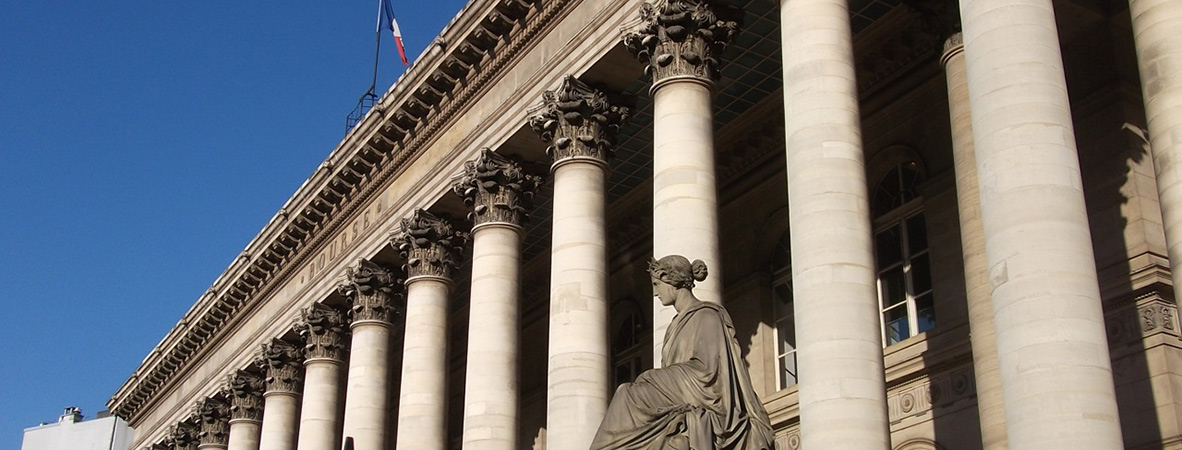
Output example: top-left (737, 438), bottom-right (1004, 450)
top-left (392, 209), bottom-right (467, 281)
top-left (295, 302), bottom-right (348, 361)
top-left (337, 259), bottom-right (403, 324)
top-left (451, 149), bottom-right (543, 228)
top-left (194, 398), bottom-right (229, 446)
top-left (528, 76), bottom-right (630, 165)
top-left (169, 421), bottom-right (199, 450)
top-left (226, 370), bottom-right (264, 421)
top-left (260, 339), bottom-right (304, 394)
top-left (623, 0), bottom-right (737, 87)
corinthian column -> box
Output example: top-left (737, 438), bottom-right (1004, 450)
top-left (625, 0), bottom-right (737, 362)
top-left (391, 209), bottom-right (465, 450)
top-left (339, 260), bottom-right (402, 450)
top-left (195, 398), bottom-right (230, 450)
top-left (959, 0), bottom-right (1123, 448)
top-left (778, 0), bottom-right (889, 449)
top-left (258, 340), bottom-right (303, 450)
top-left (295, 303), bottom-right (348, 450)
top-left (1129, 0), bottom-right (1182, 294)
top-left (171, 420), bottom-right (199, 450)
top-left (452, 149), bottom-right (543, 450)
top-left (226, 371), bottom-right (264, 450)
top-left (940, 33), bottom-right (1008, 450)
top-left (528, 75), bottom-right (628, 450)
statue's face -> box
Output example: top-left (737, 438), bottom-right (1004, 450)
top-left (651, 276), bottom-right (677, 306)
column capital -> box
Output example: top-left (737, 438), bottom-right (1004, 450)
top-left (392, 209), bottom-right (466, 282)
top-left (451, 149), bottom-right (543, 229)
top-left (169, 420), bottom-right (200, 450)
top-left (194, 397), bottom-right (229, 447)
top-left (528, 76), bottom-right (630, 168)
top-left (940, 32), bottom-right (964, 68)
top-left (225, 370), bottom-right (264, 422)
top-left (259, 339), bottom-right (304, 395)
top-left (624, 0), bottom-right (737, 90)
top-left (295, 302), bottom-right (348, 361)
top-left (338, 259), bottom-right (403, 325)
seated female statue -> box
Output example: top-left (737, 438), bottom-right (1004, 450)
top-left (590, 255), bottom-right (774, 450)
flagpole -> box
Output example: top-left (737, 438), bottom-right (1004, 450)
top-left (369, 0), bottom-right (382, 96)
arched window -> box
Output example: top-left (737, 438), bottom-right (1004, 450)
top-left (611, 298), bottom-right (647, 386)
top-left (872, 158), bottom-right (936, 346)
top-left (771, 232), bottom-right (797, 389)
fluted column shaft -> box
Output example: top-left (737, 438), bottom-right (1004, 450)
top-left (941, 35), bottom-right (1009, 450)
top-left (452, 149), bottom-right (541, 450)
top-left (779, 0), bottom-right (890, 449)
top-left (1130, 0), bottom-right (1182, 293)
top-left (625, 0), bottom-right (737, 364)
top-left (339, 260), bottom-right (401, 450)
top-left (226, 420), bottom-right (261, 450)
top-left (396, 278), bottom-right (452, 449)
top-left (959, 0), bottom-right (1123, 448)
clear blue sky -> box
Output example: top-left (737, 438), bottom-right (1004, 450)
top-left (0, 1), bottom-right (467, 447)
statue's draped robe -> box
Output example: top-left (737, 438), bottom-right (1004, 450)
top-left (590, 301), bottom-right (774, 450)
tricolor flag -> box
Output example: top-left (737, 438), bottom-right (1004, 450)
top-left (378, 0), bottom-right (409, 65)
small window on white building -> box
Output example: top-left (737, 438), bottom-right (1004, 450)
top-left (611, 299), bottom-right (647, 386)
top-left (872, 160), bottom-right (936, 346)
top-left (771, 232), bottom-right (797, 389)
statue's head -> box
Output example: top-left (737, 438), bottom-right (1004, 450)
top-left (647, 255), bottom-right (708, 290)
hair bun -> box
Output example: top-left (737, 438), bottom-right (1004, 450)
top-left (690, 259), bottom-right (708, 282)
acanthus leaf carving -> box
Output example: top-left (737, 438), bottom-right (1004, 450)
top-left (450, 149), bottom-right (544, 228)
top-left (392, 209), bottom-right (467, 281)
top-left (623, 0), bottom-right (737, 87)
top-left (528, 75), bottom-right (630, 165)
top-left (226, 370), bottom-right (264, 421)
top-left (259, 339), bottom-right (304, 394)
top-left (194, 397), bottom-right (229, 446)
top-left (295, 302), bottom-right (349, 361)
top-left (169, 420), bottom-right (199, 450)
top-left (337, 259), bottom-right (403, 324)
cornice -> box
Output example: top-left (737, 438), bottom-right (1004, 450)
top-left (108, 0), bottom-right (576, 422)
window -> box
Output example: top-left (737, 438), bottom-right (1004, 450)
top-left (771, 232), bottom-right (797, 389)
top-left (611, 299), bottom-right (647, 386)
top-left (872, 160), bottom-right (936, 346)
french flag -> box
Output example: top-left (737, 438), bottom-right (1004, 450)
top-left (378, 0), bottom-right (409, 65)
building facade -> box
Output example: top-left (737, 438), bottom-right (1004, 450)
top-left (22, 408), bottom-right (134, 450)
top-left (107, 0), bottom-right (1182, 449)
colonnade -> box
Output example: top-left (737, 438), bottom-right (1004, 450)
top-left (147, 0), bottom-right (1182, 449)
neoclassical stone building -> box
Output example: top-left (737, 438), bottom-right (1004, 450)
top-left (107, 0), bottom-right (1182, 449)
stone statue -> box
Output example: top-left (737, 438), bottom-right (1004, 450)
top-left (590, 255), bottom-right (774, 450)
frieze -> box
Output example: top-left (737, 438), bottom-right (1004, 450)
top-left (194, 397), bottom-right (229, 446)
top-left (295, 302), bottom-right (349, 361)
top-left (624, 0), bottom-right (738, 87)
top-left (451, 149), bottom-right (544, 228)
top-left (392, 209), bottom-right (466, 281)
top-left (226, 370), bottom-right (264, 421)
top-left (528, 76), bottom-right (630, 165)
top-left (1105, 290), bottom-right (1180, 346)
top-left (887, 367), bottom-right (975, 424)
top-left (260, 340), bottom-right (304, 394)
top-left (338, 259), bottom-right (403, 324)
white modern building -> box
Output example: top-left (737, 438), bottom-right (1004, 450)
top-left (22, 407), bottom-right (134, 450)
